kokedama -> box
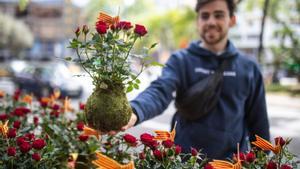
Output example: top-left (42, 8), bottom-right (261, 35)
top-left (68, 12), bottom-right (160, 132)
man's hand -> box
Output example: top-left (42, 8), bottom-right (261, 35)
top-left (107, 112), bottom-right (138, 135)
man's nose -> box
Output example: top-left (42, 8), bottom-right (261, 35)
top-left (207, 16), bottom-right (217, 25)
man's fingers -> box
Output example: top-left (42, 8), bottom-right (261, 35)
top-left (108, 131), bottom-right (118, 135)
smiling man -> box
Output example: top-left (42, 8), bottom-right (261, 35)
top-left (121, 0), bottom-right (270, 159)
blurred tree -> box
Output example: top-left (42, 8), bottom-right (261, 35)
top-left (0, 12), bottom-right (33, 58)
top-left (245, 0), bottom-right (300, 80)
top-left (145, 8), bottom-right (197, 51)
top-left (83, 0), bottom-right (197, 59)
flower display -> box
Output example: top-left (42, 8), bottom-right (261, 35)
top-left (0, 90), bottom-right (299, 168)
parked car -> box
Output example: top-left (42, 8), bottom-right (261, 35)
top-left (14, 62), bottom-right (83, 98)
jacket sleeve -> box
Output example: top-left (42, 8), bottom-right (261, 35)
top-left (130, 54), bottom-right (182, 124)
top-left (245, 64), bottom-right (270, 142)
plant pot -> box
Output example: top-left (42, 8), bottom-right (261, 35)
top-left (85, 84), bottom-right (133, 132)
top-left (92, 152), bottom-right (134, 169)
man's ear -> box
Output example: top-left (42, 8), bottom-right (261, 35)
top-left (229, 15), bottom-right (236, 27)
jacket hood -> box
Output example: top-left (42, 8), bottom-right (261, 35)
top-left (187, 40), bottom-right (238, 59)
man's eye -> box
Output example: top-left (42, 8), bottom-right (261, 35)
top-left (200, 14), bottom-right (209, 20)
top-left (215, 13), bottom-right (224, 19)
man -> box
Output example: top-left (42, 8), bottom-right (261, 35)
top-left (121, 0), bottom-right (270, 159)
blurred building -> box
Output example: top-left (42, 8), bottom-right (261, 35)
top-left (0, 0), bottom-right (82, 59)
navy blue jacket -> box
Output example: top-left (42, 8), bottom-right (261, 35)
top-left (130, 40), bottom-right (270, 159)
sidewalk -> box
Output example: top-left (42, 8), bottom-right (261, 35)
top-left (266, 93), bottom-right (300, 109)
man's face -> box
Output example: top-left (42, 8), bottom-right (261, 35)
top-left (196, 0), bottom-right (236, 46)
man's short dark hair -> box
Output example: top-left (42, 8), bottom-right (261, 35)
top-left (195, 0), bottom-right (236, 17)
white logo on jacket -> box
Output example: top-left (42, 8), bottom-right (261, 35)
top-left (194, 67), bottom-right (236, 77)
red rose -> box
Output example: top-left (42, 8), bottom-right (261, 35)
top-left (140, 133), bottom-right (158, 149)
top-left (246, 151), bottom-right (256, 163)
top-left (52, 104), bottom-right (60, 110)
top-left (32, 139), bottom-right (46, 150)
top-left (79, 102), bottom-right (85, 110)
top-left (266, 161), bottom-right (277, 169)
top-left (14, 107), bottom-right (31, 117)
top-left (24, 133), bottom-right (35, 141)
top-left (275, 137), bottom-right (286, 146)
top-left (17, 136), bottom-right (26, 146)
top-left (134, 24), bottom-right (147, 36)
top-left (79, 134), bottom-right (89, 142)
top-left (234, 152), bottom-right (246, 162)
top-left (204, 164), bottom-right (214, 169)
top-left (96, 21), bottom-right (108, 34)
top-left (19, 142), bottom-right (31, 153)
top-left (32, 152), bottom-right (41, 161)
top-left (117, 21), bottom-right (133, 30)
top-left (162, 140), bottom-right (173, 148)
top-left (39, 100), bottom-right (48, 108)
top-left (13, 89), bottom-right (21, 101)
top-left (13, 120), bottom-right (21, 129)
top-left (77, 121), bottom-right (85, 131)
top-left (0, 113), bottom-right (8, 121)
top-left (191, 147), bottom-right (198, 156)
top-left (175, 145), bottom-right (182, 155)
top-left (123, 134), bottom-right (137, 146)
top-left (33, 116), bottom-right (39, 126)
top-left (280, 164), bottom-right (292, 169)
top-left (7, 147), bottom-right (16, 156)
top-left (153, 149), bottom-right (163, 160)
top-left (7, 128), bottom-right (17, 138)
top-left (139, 152), bottom-right (146, 160)
top-left (50, 111), bottom-right (60, 118)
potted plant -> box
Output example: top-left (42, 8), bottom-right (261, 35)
top-left (68, 12), bottom-right (160, 132)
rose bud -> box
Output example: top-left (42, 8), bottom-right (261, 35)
top-left (32, 152), bottom-right (41, 161)
top-left (75, 27), bottom-right (80, 37)
top-left (13, 120), bottom-right (21, 129)
top-left (191, 147), bottom-right (198, 156)
top-left (266, 161), bottom-right (277, 169)
top-left (33, 116), bottom-right (39, 126)
top-left (204, 164), bottom-right (214, 169)
top-left (79, 102), bottom-right (85, 110)
top-left (19, 142), bottom-right (31, 153)
top-left (280, 164), bottom-right (293, 169)
top-left (7, 147), bottom-right (16, 156)
top-left (7, 128), bottom-right (17, 138)
top-left (79, 134), bottom-right (89, 142)
top-left (246, 151), bottom-right (256, 163)
top-left (0, 114), bottom-right (8, 121)
top-left (139, 152), bottom-right (146, 160)
top-left (275, 137), bottom-right (286, 146)
top-left (175, 145), bottom-right (182, 155)
top-left (153, 149), bottom-right (163, 160)
top-left (123, 134), bottom-right (137, 146)
top-left (162, 140), bottom-right (173, 148)
top-left (77, 121), bottom-right (85, 131)
top-left (32, 139), bottom-right (46, 150)
top-left (82, 25), bottom-right (89, 34)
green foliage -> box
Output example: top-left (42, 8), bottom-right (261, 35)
top-left (68, 19), bottom-right (160, 92)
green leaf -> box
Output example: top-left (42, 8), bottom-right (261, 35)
top-left (150, 61), bottom-right (164, 67)
top-left (64, 57), bottom-right (72, 61)
top-left (135, 79), bottom-right (141, 84)
top-left (150, 42), bottom-right (158, 49)
top-left (133, 83), bottom-right (139, 89)
top-left (126, 85), bottom-right (133, 93)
